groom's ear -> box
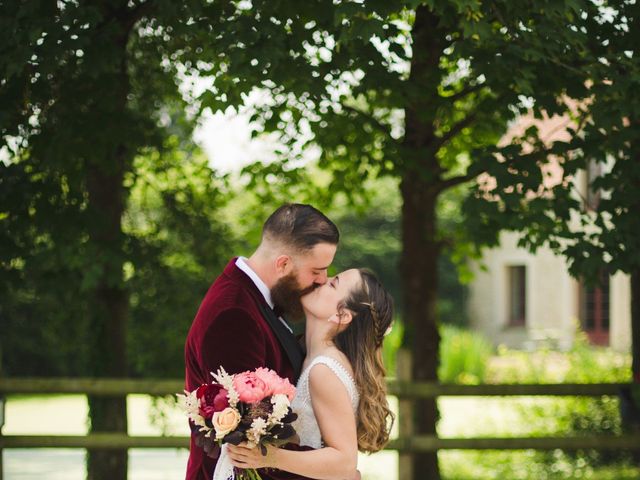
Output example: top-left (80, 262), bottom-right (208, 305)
top-left (275, 255), bottom-right (292, 276)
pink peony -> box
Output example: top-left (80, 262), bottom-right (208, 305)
top-left (196, 384), bottom-right (229, 419)
top-left (252, 367), bottom-right (296, 402)
top-left (272, 376), bottom-right (296, 402)
top-left (253, 368), bottom-right (282, 396)
top-left (233, 371), bottom-right (269, 404)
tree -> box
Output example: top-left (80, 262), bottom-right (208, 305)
top-left (0, 2), bottom-right (233, 478)
top-left (464, 0), bottom-right (640, 383)
top-left (186, 1), bottom-right (595, 477)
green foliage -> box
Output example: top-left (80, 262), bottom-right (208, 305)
top-left (438, 326), bottom-right (493, 384)
top-left (539, 334), bottom-right (631, 469)
top-left (0, 136), bottom-right (237, 378)
top-left (441, 450), bottom-right (640, 480)
top-left (564, 332), bottom-right (632, 384)
top-left (439, 336), bottom-right (634, 479)
top-left (186, 0), bottom-right (598, 303)
top-left (382, 318), bottom-right (404, 377)
top-left (0, 1), bottom-right (238, 381)
top-left (329, 179), bottom-right (403, 310)
top-left (488, 330), bottom-right (631, 385)
top-left (380, 325), bottom-right (496, 383)
top-left (124, 142), bottom-right (237, 378)
top-left (203, 0), bottom-right (591, 184)
top-left (487, 335), bottom-right (633, 475)
top-left (460, 2), bottom-right (640, 379)
top-left (0, 278), bottom-right (91, 377)
top-left (222, 174), bottom-right (470, 325)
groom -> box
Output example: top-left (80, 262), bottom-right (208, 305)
top-left (185, 203), bottom-right (339, 480)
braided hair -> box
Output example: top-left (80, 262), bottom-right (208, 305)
top-left (333, 269), bottom-right (394, 453)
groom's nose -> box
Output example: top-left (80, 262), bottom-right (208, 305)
top-left (314, 271), bottom-right (328, 285)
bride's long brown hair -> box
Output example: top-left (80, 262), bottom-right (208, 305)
top-left (334, 269), bottom-right (394, 453)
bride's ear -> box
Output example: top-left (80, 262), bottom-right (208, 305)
top-left (338, 308), bottom-right (353, 326)
top-left (328, 308), bottom-right (353, 325)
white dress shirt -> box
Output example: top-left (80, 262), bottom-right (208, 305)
top-left (235, 256), bottom-right (293, 333)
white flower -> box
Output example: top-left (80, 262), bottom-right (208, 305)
top-left (211, 367), bottom-right (240, 407)
top-left (268, 394), bottom-right (290, 425)
top-left (193, 414), bottom-right (208, 431)
top-left (177, 390), bottom-right (211, 434)
top-left (177, 390), bottom-right (201, 421)
top-left (246, 417), bottom-right (268, 447)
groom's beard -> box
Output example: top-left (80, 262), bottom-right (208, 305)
top-left (271, 272), bottom-right (316, 323)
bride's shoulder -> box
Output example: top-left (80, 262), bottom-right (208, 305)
top-left (307, 357), bottom-right (354, 405)
top-left (310, 348), bottom-right (355, 381)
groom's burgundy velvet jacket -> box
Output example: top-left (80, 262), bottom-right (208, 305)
top-left (184, 258), bottom-right (306, 480)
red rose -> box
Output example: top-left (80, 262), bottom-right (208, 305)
top-left (196, 384), bottom-right (228, 419)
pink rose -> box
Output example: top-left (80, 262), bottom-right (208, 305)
top-left (233, 371), bottom-right (269, 404)
top-left (196, 384), bottom-right (228, 419)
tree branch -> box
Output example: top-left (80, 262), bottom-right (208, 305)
top-left (443, 83), bottom-right (486, 103)
top-left (341, 104), bottom-right (395, 141)
top-left (433, 108), bottom-right (479, 152)
top-left (436, 171), bottom-right (479, 193)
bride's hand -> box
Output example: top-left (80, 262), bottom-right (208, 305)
top-left (227, 443), bottom-right (276, 469)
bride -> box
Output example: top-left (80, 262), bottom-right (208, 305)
top-left (227, 268), bottom-right (394, 479)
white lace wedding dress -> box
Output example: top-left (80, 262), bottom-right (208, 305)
top-left (213, 355), bottom-right (359, 480)
top-left (290, 355), bottom-right (360, 448)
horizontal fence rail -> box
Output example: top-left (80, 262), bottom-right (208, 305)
top-left (2, 434), bottom-right (640, 451)
top-left (0, 378), bottom-right (634, 397)
top-left (0, 378), bottom-right (186, 396)
top-left (1, 378), bottom-right (639, 452)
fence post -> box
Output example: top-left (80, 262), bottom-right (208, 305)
top-left (1, 347), bottom-right (5, 480)
top-left (397, 348), bottom-right (413, 480)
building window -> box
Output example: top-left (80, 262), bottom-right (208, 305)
top-left (581, 271), bottom-right (610, 346)
top-left (508, 265), bottom-right (526, 327)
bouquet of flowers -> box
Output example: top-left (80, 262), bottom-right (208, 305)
top-left (178, 366), bottom-right (298, 480)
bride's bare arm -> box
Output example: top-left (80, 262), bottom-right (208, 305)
top-left (228, 363), bottom-right (358, 480)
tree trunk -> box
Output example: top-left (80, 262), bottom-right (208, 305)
top-left (85, 13), bottom-right (132, 479)
top-left (85, 155), bottom-right (130, 480)
top-left (400, 179), bottom-right (441, 479)
top-left (632, 268), bottom-right (640, 384)
top-left (400, 6), bottom-right (446, 479)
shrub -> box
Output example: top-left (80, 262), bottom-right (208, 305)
top-left (438, 325), bottom-right (493, 384)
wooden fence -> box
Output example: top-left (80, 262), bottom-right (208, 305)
top-left (1, 376), bottom-right (639, 479)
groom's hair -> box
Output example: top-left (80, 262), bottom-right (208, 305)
top-left (262, 203), bottom-right (339, 251)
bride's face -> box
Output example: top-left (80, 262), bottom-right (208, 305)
top-left (300, 268), bottom-right (361, 321)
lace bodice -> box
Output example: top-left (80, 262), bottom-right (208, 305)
top-left (290, 355), bottom-right (359, 449)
